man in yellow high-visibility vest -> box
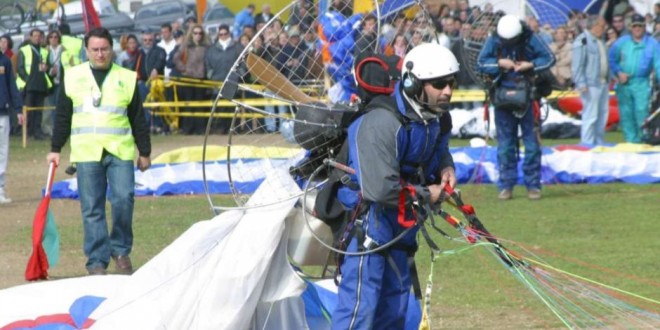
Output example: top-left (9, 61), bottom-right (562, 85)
top-left (46, 27), bottom-right (151, 276)
top-left (17, 28), bottom-right (51, 140)
top-left (59, 23), bottom-right (84, 66)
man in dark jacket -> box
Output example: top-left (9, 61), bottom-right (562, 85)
top-left (136, 31), bottom-right (166, 133)
top-left (0, 51), bottom-right (24, 204)
top-left (353, 14), bottom-right (378, 62)
top-left (275, 27), bottom-right (308, 83)
top-left (17, 28), bottom-right (50, 140)
top-left (205, 25), bottom-right (243, 134)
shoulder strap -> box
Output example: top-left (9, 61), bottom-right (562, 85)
top-left (364, 95), bottom-right (408, 127)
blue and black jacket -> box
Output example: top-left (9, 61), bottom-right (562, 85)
top-left (477, 26), bottom-right (555, 88)
top-left (0, 53), bottom-right (23, 117)
top-left (337, 86), bottom-right (454, 212)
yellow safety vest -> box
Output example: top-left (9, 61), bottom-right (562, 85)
top-left (16, 45), bottom-right (53, 90)
top-left (65, 63), bottom-right (137, 162)
top-left (60, 47), bottom-right (77, 71)
top-left (61, 35), bottom-right (83, 68)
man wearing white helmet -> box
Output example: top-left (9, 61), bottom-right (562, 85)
top-left (332, 43), bottom-right (458, 329)
top-left (477, 14), bottom-right (555, 200)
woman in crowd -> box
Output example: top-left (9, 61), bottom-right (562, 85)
top-left (549, 25), bottom-right (573, 89)
top-left (115, 34), bottom-right (140, 70)
top-left (606, 27), bottom-right (620, 48)
top-left (173, 24), bottom-right (210, 135)
top-left (44, 31), bottom-right (65, 136)
top-left (384, 33), bottom-right (409, 57)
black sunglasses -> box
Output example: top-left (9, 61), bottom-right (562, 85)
top-left (427, 76), bottom-right (457, 90)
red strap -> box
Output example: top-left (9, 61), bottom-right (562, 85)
top-left (398, 185), bottom-right (417, 228)
top-left (533, 99), bottom-right (540, 121)
top-left (355, 56), bottom-right (395, 95)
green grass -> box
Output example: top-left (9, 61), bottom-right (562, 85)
top-left (2, 132), bottom-right (659, 328)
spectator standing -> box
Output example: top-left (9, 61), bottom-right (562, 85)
top-left (205, 25), bottom-right (244, 134)
top-left (0, 50), bottom-right (24, 204)
top-left (353, 14), bottom-right (378, 62)
top-left (572, 16), bottom-right (610, 145)
top-left (288, 1), bottom-right (315, 30)
top-left (17, 28), bottom-right (50, 140)
top-left (605, 27), bottom-right (620, 48)
top-left (301, 24), bottom-right (317, 50)
top-left (233, 4), bottom-right (256, 40)
top-left (611, 14), bottom-right (630, 37)
top-left (254, 4), bottom-right (273, 26)
top-left (44, 31), bottom-right (69, 136)
top-left (527, 15), bottom-right (553, 45)
top-left (59, 23), bottom-right (84, 65)
top-left (608, 14), bottom-right (660, 143)
top-left (158, 23), bottom-right (177, 79)
top-left (409, 29), bottom-right (424, 48)
top-left (330, 0), bottom-right (352, 17)
top-left (254, 35), bottom-right (287, 133)
top-left (1, 35), bottom-right (19, 137)
top-left (135, 31), bottom-right (166, 133)
top-left (165, 30), bottom-right (185, 78)
top-left (384, 33), bottom-right (409, 58)
top-left (0, 35), bottom-right (14, 59)
top-left (276, 28), bottom-right (308, 83)
top-left (549, 26), bottom-right (573, 89)
top-left (173, 25), bottom-right (209, 135)
top-left (383, 13), bottom-right (407, 44)
top-left (46, 28), bottom-right (151, 275)
top-left (116, 34), bottom-right (140, 70)
top-left (477, 14), bottom-right (555, 200)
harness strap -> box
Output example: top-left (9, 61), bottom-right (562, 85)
top-left (398, 184), bottom-right (418, 228)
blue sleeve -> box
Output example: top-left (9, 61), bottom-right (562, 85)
top-left (4, 59), bottom-right (23, 112)
top-left (608, 37), bottom-right (625, 76)
top-left (528, 34), bottom-right (555, 72)
top-left (477, 37), bottom-right (500, 77)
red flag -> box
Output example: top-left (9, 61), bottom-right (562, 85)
top-left (25, 162), bottom-right (57, 281)
top-left (81, 0), bottom-right (101, 33)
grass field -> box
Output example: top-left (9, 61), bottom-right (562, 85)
top-left (0, 132), bottom-right (659, 328)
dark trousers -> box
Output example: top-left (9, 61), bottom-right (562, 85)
top-left (179, 86), bottom-right (208, 135)
top-left (24, 91), bottom-right (47, 138)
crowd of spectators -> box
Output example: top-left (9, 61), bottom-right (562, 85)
top-left (1, 0), bottom-right (660, 142)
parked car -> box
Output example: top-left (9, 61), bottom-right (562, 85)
top-left (203, 4), bottom-right (234, 40)
top-left (57, 0), bottom-right (134, 35)
top-left (133, 0), bottom-right (194, 32)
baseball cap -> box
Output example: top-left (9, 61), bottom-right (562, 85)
top-left (631, 14), bottom-right (645, 25)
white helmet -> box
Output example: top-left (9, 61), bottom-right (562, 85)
top-left (497, 14), bottom-right (523, 39)
top-left (401, 43), bottom-right (459, 82)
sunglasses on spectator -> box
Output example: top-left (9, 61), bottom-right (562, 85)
top-left (427, 76), bottom-right (457, 90)
top-left (193, 31), bottom-right (203, 35)
top-left (631, 23), bottom-right (645, 28)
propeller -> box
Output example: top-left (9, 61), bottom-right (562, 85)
top-left (246, 52), bottom-right (315, 105)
